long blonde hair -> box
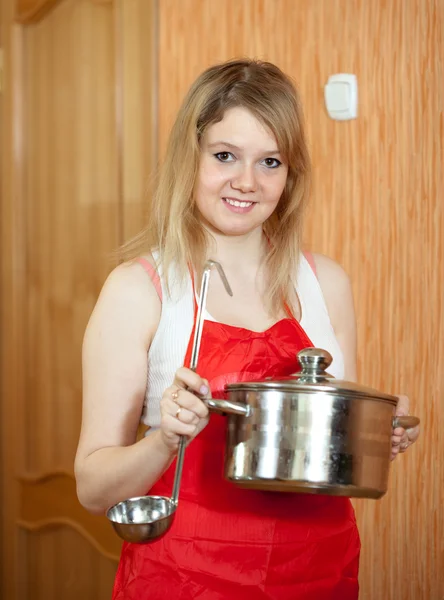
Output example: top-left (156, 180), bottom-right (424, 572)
top-left (121, 58), bottom-right (311, 314)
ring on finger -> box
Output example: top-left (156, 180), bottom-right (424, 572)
top-left (171, 388), bottom-right (180, 401)
top-left (175, 406), bottom-right (182, 419)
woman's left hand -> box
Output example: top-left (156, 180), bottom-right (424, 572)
top-left (391, 394), bottom-right (420, 460)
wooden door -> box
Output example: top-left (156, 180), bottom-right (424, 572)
top-left (156, 1), bottom-right (443, 599)
top-left (0, 0), bottom-right (157, 598)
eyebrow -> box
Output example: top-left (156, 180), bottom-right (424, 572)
top-left (207, 141), bottom-right (281, 155)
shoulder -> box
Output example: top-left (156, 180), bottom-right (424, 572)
top-left (310, 253), bottom-right (355, 331)
top-left (99, 257), bottom-right (160, 310)
top-left (85, 256), bottom-right (161, 349)
top-left (311, 253), bottom-right (350, 285)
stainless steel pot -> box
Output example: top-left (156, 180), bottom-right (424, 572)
top-left (206, 348), bottom-right (420, 499)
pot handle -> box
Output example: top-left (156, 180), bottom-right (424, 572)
top-left (205, 398), bottom-right (251, 417)
top-left (392, 415), bottom-right (420, 429)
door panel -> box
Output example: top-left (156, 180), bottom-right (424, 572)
top-left (1, 0), bottom-right (157, 597)
top-left (21, 527), bottom-right (117, 600)
top-left (18, 0), bottom-right (121, 593)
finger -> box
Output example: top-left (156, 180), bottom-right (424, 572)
top-left (163, 399), bottom-right (199, 425)
top-left (174, 367), bottom-right (210, 397)
top-left (395, 394), bottom-right (409, 416)
top-left (406, 424), bottom-right (420, 444)
top-left (391, 435), bottom-right (402, 446)
top-left (393, 427), bottom-right (405, 437)
top-left (199, 378), bottom-right (211, 399)
top-left (399, 432), bottom-right (410, 452)
top-left (162, 386), bottom-right (208, 416)
top-left (391, 447), bottom-right (400, 461)
top-left (167, 388), bottom-right (209, 419)
top-left (175, 407), bottom-right (199, 425)
top-left (400, 431), bottom-right (409, 443)
top-left (161, 413), bottom-right (199, 437)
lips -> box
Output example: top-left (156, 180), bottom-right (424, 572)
top-left (221, 197), bottom-right (256, 215)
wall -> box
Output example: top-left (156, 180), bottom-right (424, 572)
top-left (1, 0), bottom-right (442, 597)
top-left (158, 1), bottom-right (443, 598)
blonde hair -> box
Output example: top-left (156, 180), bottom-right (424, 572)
top-left (121, 58), bottom-right (311, 314)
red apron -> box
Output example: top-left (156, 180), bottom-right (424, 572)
top-left (112, 301), bottom-right (360, 599)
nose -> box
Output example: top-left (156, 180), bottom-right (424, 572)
top-left (231, 163), bottom-right (257, 193)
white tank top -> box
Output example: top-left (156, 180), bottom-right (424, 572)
top-left (141, 253), bottom-right (344, 429)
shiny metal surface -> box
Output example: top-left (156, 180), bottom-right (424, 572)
top-left (224, 390), bottom-right (395, 498)
top-left (206, 397), bottom-right (250, 416)
top-left (107, 496), bottom-right (176, 544)
top-left (191, 260), bottom-right (233, 369)
top-left (227, 348), bottom-right (399, 403)
top-left (106, 259), bottom-right (232, 543)
top-left (393, 415), bottom-right (420, 429)
top-left (216, 348), bottom-right (421, 499)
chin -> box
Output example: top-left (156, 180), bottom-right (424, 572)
top-left (214, 222), bottom-right (262, 237)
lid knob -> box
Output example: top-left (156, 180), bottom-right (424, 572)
top-left (296, 348), bottom-right (333, 382)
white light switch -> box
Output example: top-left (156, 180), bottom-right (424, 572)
top-left (324, 74), bottom-right (358, 121)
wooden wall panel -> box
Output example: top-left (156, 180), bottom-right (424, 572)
top-left (119, 0), bottom-right (158, 241)
top-left (158, 1), bottom-right (443, 599)
top-left (23, 0), bottom-right (119, 474)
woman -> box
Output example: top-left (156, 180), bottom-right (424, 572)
top-left (75, 59), bottom-right (419, 599)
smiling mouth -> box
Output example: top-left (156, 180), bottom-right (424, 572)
top-left (222, 197), bottom-right (254, 208)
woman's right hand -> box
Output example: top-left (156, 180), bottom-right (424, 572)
top-left (159, 367), bottom-right (211, 453)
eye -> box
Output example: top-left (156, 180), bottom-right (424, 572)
top-left (214, 152), bottom-right (235, 162)
top-left (262, 158), bottom-right (282, 169)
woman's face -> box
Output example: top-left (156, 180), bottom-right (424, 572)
top-left (195, 107), bottom-right (288, 237)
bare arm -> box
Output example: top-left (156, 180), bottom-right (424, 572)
top-left (74, 260), bottom-right (208, 515)
top-left (313, 254), bottom-right (357, 381)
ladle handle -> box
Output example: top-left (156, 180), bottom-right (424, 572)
top-left (170, 260), bottom-right (232, 508)
top-left (171, 436), bottom-right (186, 506)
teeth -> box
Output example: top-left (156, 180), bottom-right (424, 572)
top-left (224, 198), bottom-right (253, 208)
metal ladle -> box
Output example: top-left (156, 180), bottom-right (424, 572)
top-left (106, 260), bottom-right (233, 543)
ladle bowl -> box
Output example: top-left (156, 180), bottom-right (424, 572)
top-left (107, 496), bottom-right (177, 544)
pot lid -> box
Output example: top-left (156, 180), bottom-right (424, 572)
top-left (225, 348), bottom-right (398, 404)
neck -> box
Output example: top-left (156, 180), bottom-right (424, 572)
top-left (205, 227), bottom-right (267, 271)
